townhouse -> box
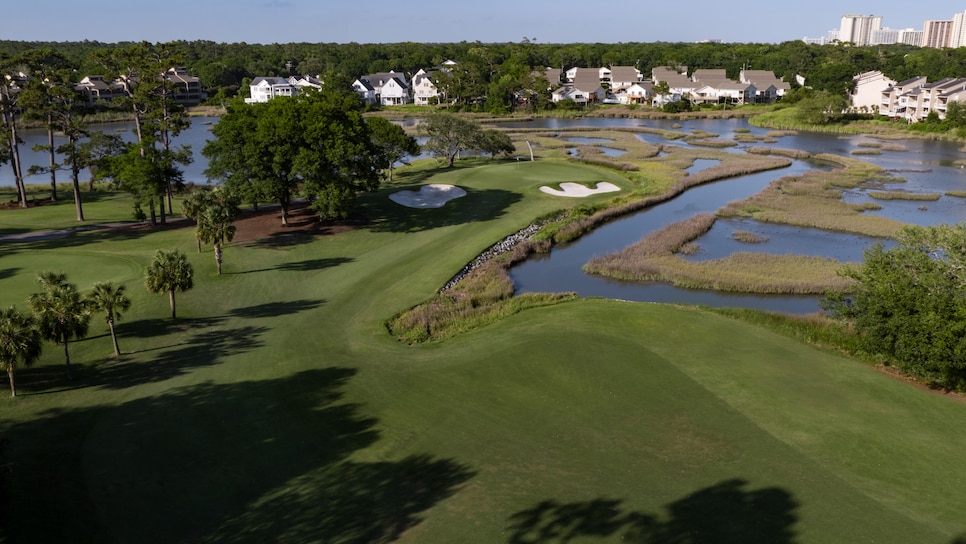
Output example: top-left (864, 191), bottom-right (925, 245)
top-left (880, 76), bottom-right (966, 122)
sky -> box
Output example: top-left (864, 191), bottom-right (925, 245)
top-left (4, 1), bottom-right (952, 45)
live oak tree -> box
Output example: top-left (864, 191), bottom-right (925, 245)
top-left (86, 282), bottom-right (132, 357)
top-left (145, 249), bottom-right (194, 320)
top-left (420, 113), bottom-right (484, 167)
top-left (823, 224), bottom-right (966, 389)
top-left (204, 89), bottom-right (381, 225)
top-left (474, 129), bottom-right (516, 159)
top-left (0, 307), bottom-right (43, 397)
top-left (27, 272), bottom-right (91, 380)
top-left (366, 116), bottom-right (419, 182)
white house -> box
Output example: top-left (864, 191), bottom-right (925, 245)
top-left (851, 70), bottom-right (896, 113)
top-left (624, 83), bottom-right (650, 104)
top-left (412, 69), bottom-right (440, 105)
top-left (353, 71), bottom-right (411, 106)
top-left (246, 77), bottom-right (295, 103)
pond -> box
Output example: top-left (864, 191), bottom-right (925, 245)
top-left (0, 117), bottom-right (219, 188)
top-left (500, 118), bottom-right (966, 313)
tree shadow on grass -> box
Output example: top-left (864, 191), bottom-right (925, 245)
top-left (88, 325), bottom-right (270, 390)
top-left (360, 186), bottom-right (523, 234)
top-left (506, 479), bottom-right (797, 543)
top-left (116, 316), bottom-right (227, 341)
top-left (0, 368), bottom-right (476, 543)
top-left (228, 299), bottom-right (325, 319)
top-left (234, 257), bottom-right (354, 275)
top-left (0, 218), bottom-right (192, 254)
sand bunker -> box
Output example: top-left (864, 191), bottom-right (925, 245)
top-left (389, 184), bottom-right (467, 208)
top-left (539, 182), bottom-right (621, 197)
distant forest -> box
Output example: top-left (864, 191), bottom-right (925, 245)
top-left (3, 39), bottom-right (966, 101)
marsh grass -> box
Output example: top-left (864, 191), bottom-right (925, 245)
top-left (746, 147), bottom-right (813, 159)
top-left (717, 158), bottom-right (904, 238)
top-left (732, 230), bottom-right (769, 243)
top-left (881, 143), bottom-right (908, 151)
top-left (851, 149), bottom-right (882, 155)
top-left (945, 190), bottom-right (966, 198)
top-left (867, 191), bottom-right (942, 201)
top-left (687, 138), bottom-right (738, 148)
top-left (584, 214), bottom-right (854, 294)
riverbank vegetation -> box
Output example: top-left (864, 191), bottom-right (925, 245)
top-left (583, 213), bottom-right (854, 294)
top-left (717, 154), bottom-right (905, 238)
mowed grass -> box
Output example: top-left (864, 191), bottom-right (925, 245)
top-left (1, 159), bottom-right (966, 542)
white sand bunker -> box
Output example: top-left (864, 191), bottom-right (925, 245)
top-left (389, 184), bottom-right (467, 208)
top-left (539, 182), bottom-right (621, 198)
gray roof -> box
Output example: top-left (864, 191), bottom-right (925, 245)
top-left (360, 72), bottom-right (409, 89)
top-left (609, 66), bottom-right (640, 83)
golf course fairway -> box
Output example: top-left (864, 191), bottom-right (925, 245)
top-left (1, 159), bottom-right (965, 543)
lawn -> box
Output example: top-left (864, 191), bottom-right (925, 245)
top-left (1, 158), bottom-right (965, 543)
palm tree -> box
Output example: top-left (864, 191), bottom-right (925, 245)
top-left (181, 189), bottom-right (215, 253)
top-left (197, 190), bottom-right (239, 275)
top-left (27, 274), bottom-right (91, 380)
top-left (0, 307), bottom-right (43, 397)
top-left (86, 282), bottom-right (131, 357)
top-left (145, 250), bottom-right (194, 319)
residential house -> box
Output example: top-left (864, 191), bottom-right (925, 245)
top-left (689, 70), bottom-right (755, 105)
top-left (879, 76), bottom-right (928, 120)
top-left (884, 77), bottom-right (966, 122)
top-left (739, 69), bottom-right (791, 103)
top-left (544, 68), bottom-right (562, 87)
top-left (74, 75), bottom-right (125, 106)
top-left (565, 66), bottom-right (611, 83)
top-left (164, 67), bottom-right (204, 105)
top-left (652, 66), bottom-right (697, 100)
top-left (572, 68), bottom-right (607, 103)
top-left (850, 71), bottom-right (896, 113)
top-left (608, 66), bottom-right (642, 92)
top-left (412, 69), bottom-right (440, 105)
top-left (551, 86), bottom-right (591, 104)
top-left (623, 82), bottom-right (651, 105)
top-left (353, 71), bottom-right (411, 106)
top-left (246, 76), bottom-right (298, 103)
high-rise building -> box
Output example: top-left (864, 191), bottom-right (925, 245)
top-left (898, 29), bottom-right (924, 46)
top-left (839, 14), bottom-right (883, 45)
top-left (870, 28), bottom-right (900, 45)
top-left (923, 19), bottom-right (954, 48)
top-left (951, 11), bottom-right (966, 48)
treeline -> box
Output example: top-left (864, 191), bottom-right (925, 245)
top-left (6, 39), bottom-right (966, 100)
